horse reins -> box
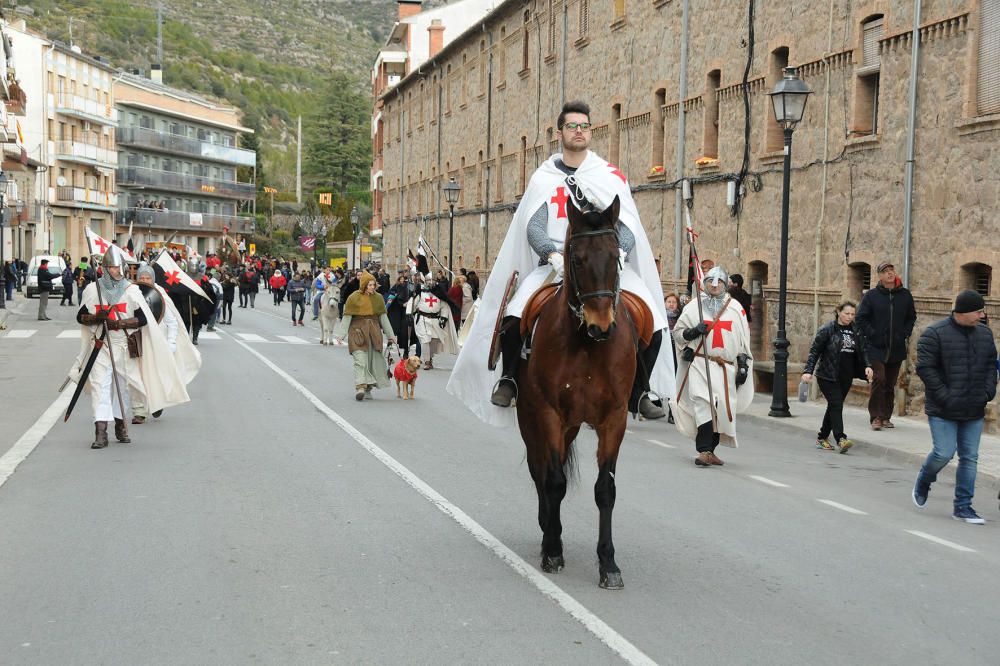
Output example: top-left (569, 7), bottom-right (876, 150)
top-left (564, 227), bottom-right (621, 329)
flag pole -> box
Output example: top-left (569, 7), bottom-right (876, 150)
top-left (684, 203), bottom-right (718, 427)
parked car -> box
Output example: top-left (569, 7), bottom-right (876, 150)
top-left (25, 255), bottom-right (67, 298)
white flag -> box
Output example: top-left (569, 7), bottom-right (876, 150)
top-left (152, 250), bottom-right (213, 302)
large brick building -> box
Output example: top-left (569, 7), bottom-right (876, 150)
top-left (374, 0), bottom-right (1000, 415)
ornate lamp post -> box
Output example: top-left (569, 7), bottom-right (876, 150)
top-left (0, 171), bottom-right (7, 309)
top-left (46, 207), bottom-right (54, 255)
top-left (349, 206), bottom-right (359, 270)
top-left (442, 176), bottom-right (461, 273)
top-left (767, 66), bottom-right (813, 418)
top-left (310, 218), bottom-right (327, 270)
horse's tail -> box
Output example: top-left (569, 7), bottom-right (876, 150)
top-left (563, 436), bottom-right (579, 486)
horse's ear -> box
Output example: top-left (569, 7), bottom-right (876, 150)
top-left (605, 195), bottom-right (621, 224)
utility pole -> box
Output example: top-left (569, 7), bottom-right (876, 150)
top-left (296, 116), bottom-right (302, 204)
top-left (156, 1), bottom-right (163, 65)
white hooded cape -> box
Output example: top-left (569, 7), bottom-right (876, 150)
top-left (155, 282), bottom-right (202, 385)
top-left (446, 151), bottom-right (675, 427)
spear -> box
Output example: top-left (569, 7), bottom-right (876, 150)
top-left (683, 200), bottom-right (718, 427)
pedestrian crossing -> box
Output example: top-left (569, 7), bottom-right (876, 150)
top-left (1, 327), bottom-right (329, 346)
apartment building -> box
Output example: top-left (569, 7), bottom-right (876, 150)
top-left (114, 70), bottom-right (256, 255)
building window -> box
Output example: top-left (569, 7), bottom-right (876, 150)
top-left (498, 28), bottom-right (507, 83)
top-left (479, 40), bottom-right (487, 95)
top-left (419, 83), bottom-right (425, 127)
top-left (979, 0), bottom-right (1000, 115)
top-left (548, 0), bottom-right (557, 54)
top-left (853, 16), bottom-right (883, 136)
top-left (765, 47), bottom-right (789, 152)
top-left (703, 70), bottom-right (721, 159)
top-left (651, 88), bottom-right (666, 168)
top-left (462, 54), bottom-right (468, 106)
top-left (477, 150), bottom-right (484, 205)
top-left (579, 0), bottom-right (590, 37)
top-left (962, 262), bottom-right (993, 296)
top-left (495, 143), bottom-right (503, 201)
top-left (446, 65), bottom-right (452, 112)
top-left (522, 11), bottom-right (531, 72)
top-left (847, 262), bottom-right (872, 302)
top-left (519, 136), bottom-right (528, 194)
top-left (610, 103), bottom-right (622, 165)
top-left (613, 0), bottom-right (625, 21)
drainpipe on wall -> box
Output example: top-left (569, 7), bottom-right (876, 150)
top-left (672, 0), bottom-right (690, 279)
top-left (398, 90), bottom-right (405, 272)
top-left (902, 0), bottom-right (922, 288)
top-left (483, 21), bottom-right (494, 266)
top-left (560, 0), bottom-right (568, 106)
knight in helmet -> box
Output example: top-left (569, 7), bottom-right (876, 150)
top-left (70, 247), bottom-right (188, 448)
top-left (672, 265), bottom-right (755, 467)
top-left (411, 275), bottom-right (459, 369)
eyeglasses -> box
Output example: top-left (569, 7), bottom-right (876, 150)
top-left (561, 122), bottom-right (592, 132)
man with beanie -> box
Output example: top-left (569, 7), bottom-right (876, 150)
top-left (912, 290), bottom-right (997, 524)
top-left (855, 261), bottom-right (917, 430)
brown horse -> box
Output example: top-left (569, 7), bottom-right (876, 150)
top-left (516, 194), bottom-right (636, 589)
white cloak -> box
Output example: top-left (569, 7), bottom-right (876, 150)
top-left (153, 283), bottom-right (202, 385)
top-left (412, 289), bottom-right (459, 355)
top-left (672, 297), bottom-right (754, 447)
top-left (446, 150), bottom-right (676, 427)
top-left (70, 282), bottom-right (190, 415)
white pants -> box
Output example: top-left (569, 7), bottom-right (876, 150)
top-left (91, 362), bottom-right (130, 422)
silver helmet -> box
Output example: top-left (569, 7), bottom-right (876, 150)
top-left (101, 245), bottom-right (124, 270)
top-left (703, 265), bottom-right (729, 290)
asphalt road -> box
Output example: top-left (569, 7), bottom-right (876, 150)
top-left (2, 294), bottom-right (998, 665)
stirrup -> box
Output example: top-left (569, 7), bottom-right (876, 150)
top-left (490, 377), bottom-right (518, 407)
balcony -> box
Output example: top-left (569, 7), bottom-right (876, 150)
top-left (116, 166), bottom-right (255, 200)
top-left (52, 140), bottom-right (117, 168)
top-left (116, 207), bottom-right (255, 235)
top-left (55, 186), bottom-right (117, 209)
top-left (51, 92), bottom-right (118, 126)
top-left (116, 126), bottom-right (256, 167)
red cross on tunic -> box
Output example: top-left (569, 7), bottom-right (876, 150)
top-left (705, 319), bottom-right (733, 348)
top-left (550, 186), bottom-right (569, 219)
top-left (93, 236), bottom-right (109, 253)
top-left (609, 165), bottom-right (627, 183)
top-left (423, 295), bottom-right (439, 308)
top-left (96, 303), bottom-right (128, 320)
top-left (165, 270), bottom-right (181, 286)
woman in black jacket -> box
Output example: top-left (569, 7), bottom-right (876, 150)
top-left (802, 301), bottom-right (875, 452)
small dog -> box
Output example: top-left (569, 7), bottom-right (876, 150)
top-left (394, 355), bottom-right (422, 400)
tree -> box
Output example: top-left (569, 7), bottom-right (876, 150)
top-left (303, 72), bottom-right (371, 201)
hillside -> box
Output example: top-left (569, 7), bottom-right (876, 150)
top-left (11, 0), bottom-right (417, 193)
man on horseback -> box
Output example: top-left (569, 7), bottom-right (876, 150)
top-left (447, 101), bottom-right (675, 426)
top-left (673, 266), bottom-right (754, 466)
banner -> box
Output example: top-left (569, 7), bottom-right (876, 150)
top-left (152, 250), bottom-right (212, 302)
top-left (84, 227), bottom-right (134, 262)
top-left (299, 235), bottom-right (316, 253)
top-left (189, 213), bottom-right (203, 227)
top-left (248, 243), bottom-right (256, 256)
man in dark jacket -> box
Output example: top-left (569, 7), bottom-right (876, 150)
top-left (728, 273), bottom-right (752, 323)
top-left (912, 290), bottom-right (997, 524)
top-left (37, 259), bottom-right (53, 320)
top-left (855, 261), bottom-right (916, 430)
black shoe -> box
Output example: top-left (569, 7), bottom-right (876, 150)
top-left (638, 395), bottom-right (666, 420)
top-left (152, 410), bottom-right (163, 418)
top-left (490, 378), bottom-right (518, 407)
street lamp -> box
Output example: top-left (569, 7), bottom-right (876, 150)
top-left (0, 171), bottom-right (7, 309)
top-left (442, 176), bottom-right (461, 273)
top-left (767, 66), bottom-right (813, 418)
top-left (349, 206), bottom-right (359, 270)
top-left (46, 207), bottom-right (54, 255)
top-left (310, 218), bottom-right (327, 270)
top-left (15, 200), bottom-right (24, 288)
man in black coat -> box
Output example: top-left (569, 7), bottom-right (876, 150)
top-left (728, 273), bottom-right (752, 323)
top-left (37, 259), bottom-right (53, 320)
top-left (855, 261), bottom-right (917, 430)
top-left (912, 290), bottom-right (997, 524)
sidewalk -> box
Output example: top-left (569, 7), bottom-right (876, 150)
top-left (743, 394), bottom-right (1000, 486)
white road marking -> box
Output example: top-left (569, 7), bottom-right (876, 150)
top-left (3, 329), bottom-right (37, 338)
top-left (57, 329), bottom-right (81, 338)
top-left (0, 391), bottom-right (72, 491)
top-left (277, 335), bottom-right (309, 344)
top-left (645, 438), bottom-right (676, 449)
top-left (199, 332), bottom-right (221, 340)
top-left (748, 475), bottom-right (789, 488)
top-left (625, 429), bottom-right (634, 434)
top-left (816, 499), bottom-right (868, 515)
top-left (236, 333), bottom-right (265, 342)
top-left (224, 331), bottom-right (657, 666)
top-left (905, 530), bottom-right (976, 553)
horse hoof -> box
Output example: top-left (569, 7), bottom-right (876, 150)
top-left (599, 571), bottom-right (624, 590)
top-left (541, 555), bottom-right (564, 573)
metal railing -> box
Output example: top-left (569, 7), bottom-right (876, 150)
top-left (52, 92), bottom-right (118, 124)
top-left (116, 207), bottom-right (254, 234)
top-left (52, 140), bottom-right (116, 166)
top-left (115, 126), bottom-right (255, 167)
top-left (55, 186), bottom-right (117, 207)
top-left (115, 166), bottom-right (254, 200)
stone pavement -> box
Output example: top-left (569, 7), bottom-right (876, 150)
top-left (743, 394), bottom-right (1000, 488)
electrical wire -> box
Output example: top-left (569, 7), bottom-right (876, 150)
top-left (730, 0), bottom-right (755, 220)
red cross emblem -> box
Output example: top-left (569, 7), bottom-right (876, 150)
top-left (704, 319), bottom-right (733, 348)
top-left (93, 236), bottom-right (109, 253)
top-left (165, 270), bottom-right (181, 286)
top-left (96, 303), bottom-right (128, 320)
top-left (550, 186), bottom-right (569, 220)
top-left (609, 165), bottom-right (627, 183)
top-left (423, 295), bottom-right (439, 308)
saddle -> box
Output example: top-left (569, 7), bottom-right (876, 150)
top-left (520, 284), bottom-right (654, 348)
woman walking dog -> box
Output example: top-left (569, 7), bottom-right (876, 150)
top-left (801, 301), bottom-right (874, 453)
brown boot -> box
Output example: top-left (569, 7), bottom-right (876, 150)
top-left (92, 422), bottom-right (109, 449)
top-left (131, 415), bottom-right (146, 425)
top-left (707, 451), bottom-right (725, 466)
top-left (695, 452), bottom-right (712, 467)
top-left (355, 384), bottom-right (366, 401)
top-left (114, 418), bottom-right (131, 443)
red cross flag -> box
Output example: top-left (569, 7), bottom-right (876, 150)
top-left (84, 226), bottom-right (113, 256)
top-left (152, 250), bottom-right (213, 302)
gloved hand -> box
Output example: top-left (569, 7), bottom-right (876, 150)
top-left (547, 252), bottom-right (565, 278)
top-left (618, 248), bottom-right (628, 267)
top-left (735, 353), bottom-right (750, 387)
top-left (682, 322), bottom-right (710, 341)
top-left (681, 347), bottom-right (695, 363)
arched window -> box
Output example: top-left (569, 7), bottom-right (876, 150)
top-left (765, 47), bottom-right (788, 152)
top-left (847, 261), bottom-right (872, 302)
top-left (703, 70), bottom-right (721, 159)
top-left (853, 15), bottom-right (883, 136)
top-left (651, 88), bottom-right (667, 167)
top-left (579, 0), bottom-right (590, 37)
top-left (522, 11), bottom-right (530, 72)
top-left (610, 103), bottom-right (622, 164)
top-left (479, 40), bottom-right (487, 95)
top-left (498, 27), bottom-right (507, 83)
top-left (446, 64), bottom-right (452, 112)
top-left (962, 262), bottom-right (992, 296)
top-left (519, 136), bottom-right (528, 194)
top-left (477, 150), bottom-right (484, 205)
top-left (978, 0), bottom-right (1000, 114)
